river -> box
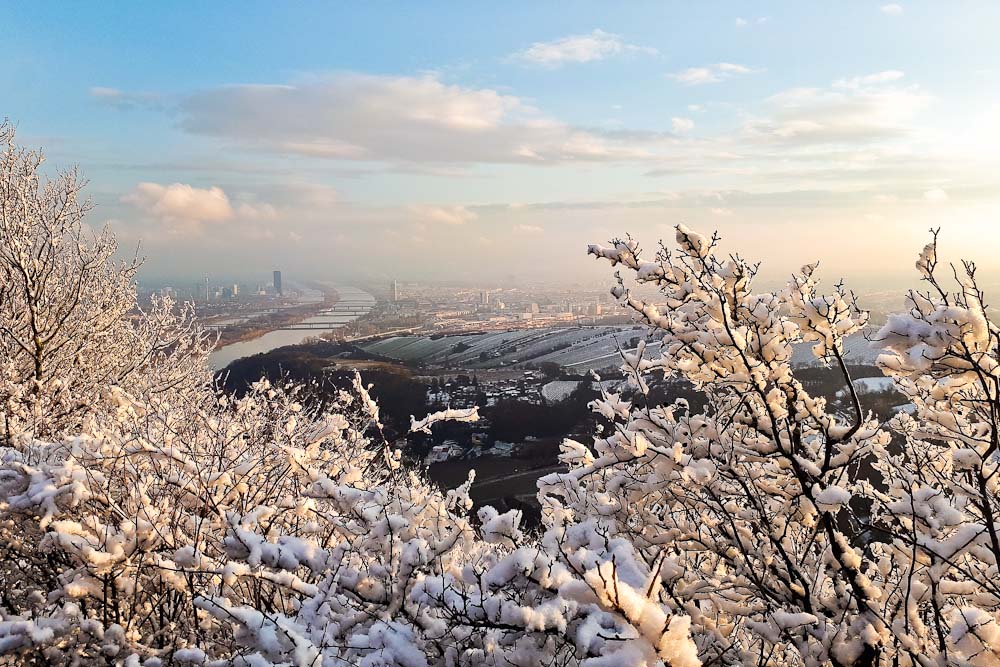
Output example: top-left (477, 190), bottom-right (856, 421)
top-left (209, 284), bottom-right (375, 370)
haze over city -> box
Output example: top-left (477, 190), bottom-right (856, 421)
top-left (4, 2), bottom-right (1000, 286)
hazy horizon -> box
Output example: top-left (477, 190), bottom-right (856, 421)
top-left (6, 2), bottom-right (1000, 287)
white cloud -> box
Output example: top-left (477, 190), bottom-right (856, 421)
top-left (235, 202), bottom-right (279, 220)
top-left (176, 73), bottom-right (651, 164)
top-left (735, 17), bottom-right (748, 27)
top-left (669, 63), bottom-right (754, 85)
top-left (881, 4), bottom-right (904, 16)
top-left (671, 117), bottom-right (695, 133)
top-left (121, 182), bottom-right (282, 239)
top-left (834, 70), bottom-right (905, 89)
top-left (513, 223), bottom-right (544, 235)
top-left (741, 78), bottom-right (929, 146)
top-left (408, 204), bottom-right (478, 225)
top-left (923, 188), bottom-right (949, 203)
top-left (123, 182), bottom-right (233, 222)
top-left (510, 29), bottom-right (656, 67)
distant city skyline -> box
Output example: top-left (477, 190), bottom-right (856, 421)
top-left (5, 2), bottom-right (1000, 287)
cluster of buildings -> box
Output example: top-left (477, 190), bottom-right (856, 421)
top-left (426, 371), bottom-right (549, 409)
top-left (386, 280), bottom-right (616, 333)
top-left (145, 270), bottom-right (285, 306)
top-left (423, 429), bottom-right (523, 464)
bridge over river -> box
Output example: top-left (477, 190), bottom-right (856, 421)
top-left (208, 284), bottom-right (376, 369)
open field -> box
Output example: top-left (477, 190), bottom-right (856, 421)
top-left (362, 325), bottom-right (882, 371)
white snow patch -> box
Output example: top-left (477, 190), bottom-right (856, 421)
top-left (541, 380), bottom-right (581, 403)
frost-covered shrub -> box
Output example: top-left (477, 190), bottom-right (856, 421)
top-left (0, 122), bottom-right (212, 443)
top-left (0, 375), bottom-right (474, 665)
top-left (567, 225), bottom-right (1000, 666)
top-left (0, 373), bottom-right (699, 666)
top-left (0, 125), bottom-right (699, 666)
top-left (0, 377), bottom-right (377, 662)
top-left (13, 114), bottom-right (1000, 665)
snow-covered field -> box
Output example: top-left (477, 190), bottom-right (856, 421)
top-left (835, 376), bottom-right (897, 398)
top-left (362, 326), bottom-right (650, 371)
top-left (852, 376), bottom-right (896, 392)
top-left (541, 380), bottom-right (581, 403)
top-left (363, 326), bottom-right (882, 372)
top-left (791, 330), bottom-right (881, 367)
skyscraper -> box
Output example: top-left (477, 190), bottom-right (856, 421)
top-left (391, 280), bottom-right (399, 302)
top-left (194, 276), bottom-right (209, 303)
top-left (273, 270), bottom-right (282, 296)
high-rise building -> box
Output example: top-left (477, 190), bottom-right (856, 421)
top-left (480, 290), bottom-right (490, 306)
top-left (391, 280), bottom-right (399, 302)
top-left (273, 270), bottom-right (283, 296)
top-left (194, 276), bottom-right (209, 303)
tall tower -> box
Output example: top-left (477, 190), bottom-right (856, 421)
top-left (194, 276), bottom-right (209, 303)
top-left (272, 270), bottom-right (283, 296)
top-left (391, 280), bottom-right (399, 302)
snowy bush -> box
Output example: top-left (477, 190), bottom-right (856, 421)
top-left (0, 124), bottom-right (699, 666)
top-left (572, 225), bottom-right (1000, 665)
top-left (0, 123), bottom-right (212, 444)
top-left (6, 119), bottom-right (1000, 666)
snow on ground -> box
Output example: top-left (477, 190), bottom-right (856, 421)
top-left (853, 376), bottom-right (896, 393)
top-left (792, 330), bottom-right (881, 367)
top-left (836, 376), bottom-right (897, 397)
top-left (362, 326), bottom-right (650, 371)
top-left (364, 327), bottom-right (885, 374)
top-left (541, 380), bottom-right (581, 403)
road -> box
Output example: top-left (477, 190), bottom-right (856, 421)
top-left (468, 463), bottom-right (568, 504)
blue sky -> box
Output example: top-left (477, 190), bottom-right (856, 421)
top-left (4, 2), bottom-right (1000, 284)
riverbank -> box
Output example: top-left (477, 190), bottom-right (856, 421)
top-left (213, 285), bottom-right (338, 347)
top-left (209, 284), bottom-right (375, 370)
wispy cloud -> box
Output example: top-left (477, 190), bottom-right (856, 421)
top-left (881, 4), bottom-right (904, 16)
top-left (89, 86), bottom-right (166, 111)
top-left (740, 74), bottom-right (928, 146)
top-left (512, 223), bottom-right (544, 235)
top-left (834, 70), bottom-right (905, 89)
top-left (669, 63), bottom-right (755, 85)
top-left (408, 204), bottom-right (478, 225)
top-left (671, 117), bottom-right (695, 133)
top-left (171, 73), bottom-right (652, 165)
top-left (509, 29), bottom-right (656, 68)
top-left (735, 17), bottom-right (769, 27)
